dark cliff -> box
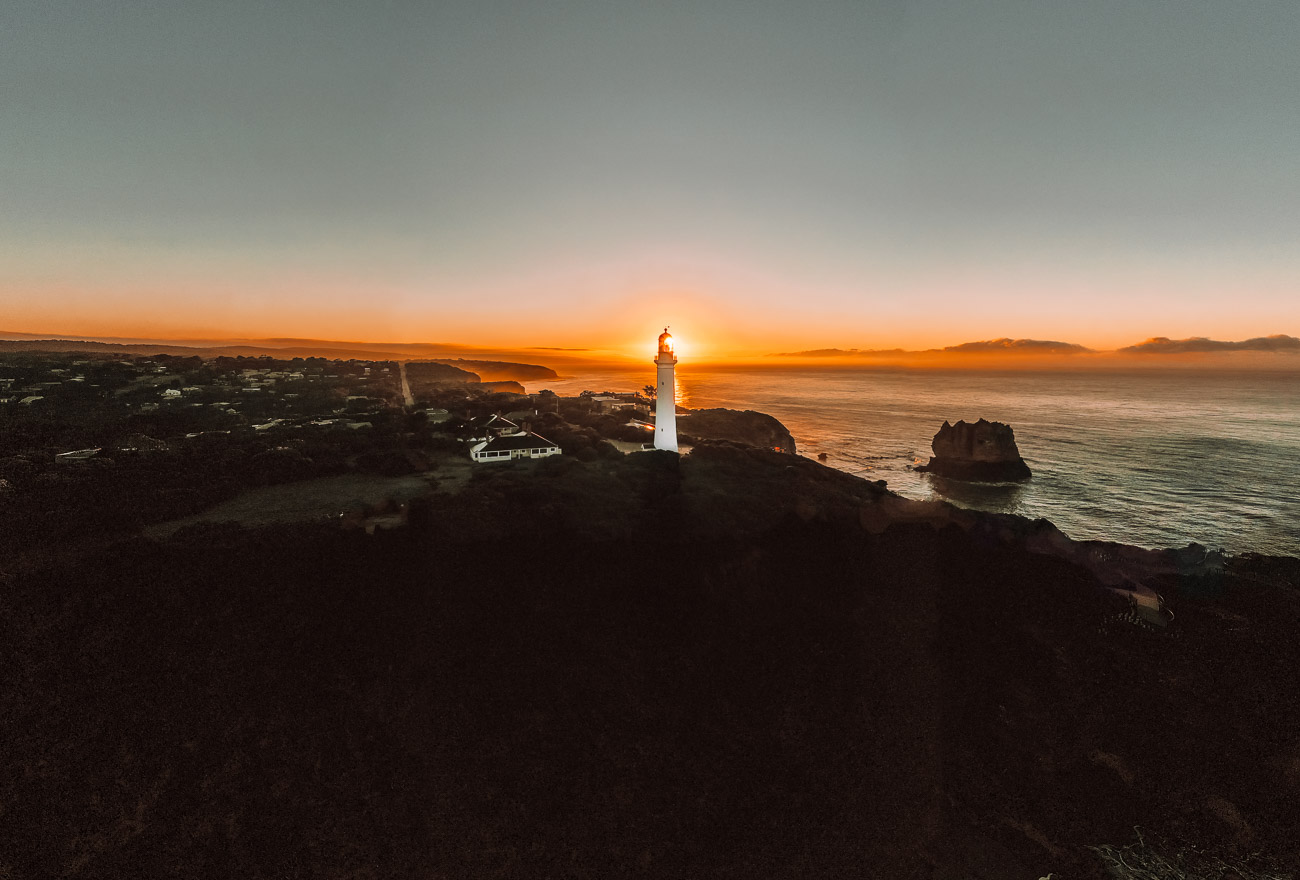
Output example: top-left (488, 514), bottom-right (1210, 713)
top-left (3, 445), bottom-right (1297, 879)
top-left (400, 360), bottom-right (481, 385)
top-left (677, 408), bottom-right (797, 454)
top-left (430, 358), bottom-right (559, 382)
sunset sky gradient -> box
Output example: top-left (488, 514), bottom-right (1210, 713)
top-left (3, 1), bottom-right (1297, 359)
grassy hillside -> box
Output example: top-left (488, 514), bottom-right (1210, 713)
top-left (3, 446), bottom-right (1297, 878)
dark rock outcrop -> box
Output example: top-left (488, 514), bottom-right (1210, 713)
top-left (916, 418), bottom-right (1031, 482)
top-left (478, 380), bottom-right (526, 394)
top-left (677, 408), bottom-right (797, 454)
top-left (431, 359), bottom-right (559, 382)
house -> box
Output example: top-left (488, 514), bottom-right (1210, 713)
top-left (162, 388), bottom-right (182, 398)
top-left (459, 414), bottom-right (521, 444)
top-left (589, 395), bottom-right (631, 412)
top-left (470, 431), bottom-right (562, 463)
top-left (587, 393), bottom-right (649, 416)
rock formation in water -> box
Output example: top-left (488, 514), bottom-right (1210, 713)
top-left (915, 418), bottom-right (1031, 481)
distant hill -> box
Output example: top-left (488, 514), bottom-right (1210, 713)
top-left (0, 338), bottom-right (411, 360)
top-left (774, 335), bottom-right (1300, 361)
top-left (0, 338), bottom-right (560, 382)
top-left (0, 331), bottom-right (615, 369)
top-left (402, 361), bottom-right (481, 384)
top-left (426, 359), bottom-right (558, 382)
top-left (774, 338), bottom-right (1093, 358)
top-left (1119, 334), bottom-right (1300, 354)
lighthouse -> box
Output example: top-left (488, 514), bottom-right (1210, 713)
top-left (653, 327), bottom-right (678, 452)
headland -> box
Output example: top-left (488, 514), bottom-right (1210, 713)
top-left (3, 346), bottom-right (1298, 878)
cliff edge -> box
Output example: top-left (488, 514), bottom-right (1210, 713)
top-left (678, 408), bottom-right (797, 454)
top-left (5, 439), bottom-right (1298, 880)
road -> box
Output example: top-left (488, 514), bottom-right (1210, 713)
top-left (398, 361), bottom-right (414, 407)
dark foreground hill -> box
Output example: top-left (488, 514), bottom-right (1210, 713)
top-left (3, 444), bottom-right (1298, 879)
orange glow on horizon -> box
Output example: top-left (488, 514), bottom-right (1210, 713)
top-left (3, 290), bottom-right (1297, 372)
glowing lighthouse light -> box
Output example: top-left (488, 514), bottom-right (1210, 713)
top-left (653, 327), bottom-right (678, 452)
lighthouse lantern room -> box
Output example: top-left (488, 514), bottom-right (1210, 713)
top-left (653, 328), bottom-right (678, 452)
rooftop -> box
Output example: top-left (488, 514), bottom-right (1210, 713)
top-left (478, 431), bottom-right (559, 453)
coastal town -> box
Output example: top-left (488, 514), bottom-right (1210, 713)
top-left (0, 342), bottom-right (796, 542)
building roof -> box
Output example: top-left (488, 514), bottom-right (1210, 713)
top-left (479, 414), bottom-right (519, 430)
top-left (478, 431), bottom-right (558, 453)
top-left (56, 448), bottom-right (101, 460)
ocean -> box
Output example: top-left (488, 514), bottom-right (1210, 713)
top-left (534, 365), bottom-right (1300, 558)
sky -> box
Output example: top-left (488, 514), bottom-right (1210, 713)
top-left (2, 1), bottom-right (1298, 359)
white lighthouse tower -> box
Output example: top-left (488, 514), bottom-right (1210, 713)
top-left (653, 327), bottom-right (678, 452)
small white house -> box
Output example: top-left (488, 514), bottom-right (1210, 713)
top-left (470, 431), bottom-right (561, 463)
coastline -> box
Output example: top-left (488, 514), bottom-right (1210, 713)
top-left (534, 366), bottom-right (1300, 559)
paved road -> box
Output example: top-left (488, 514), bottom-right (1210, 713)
top-left (398, 361), bottom-right (414, 407)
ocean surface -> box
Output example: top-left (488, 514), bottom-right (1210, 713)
top-left (535, 366), bottom-right (1300, 557)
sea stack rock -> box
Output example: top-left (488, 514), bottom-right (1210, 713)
top-left (916, 419), bottom-right (1031, 482)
